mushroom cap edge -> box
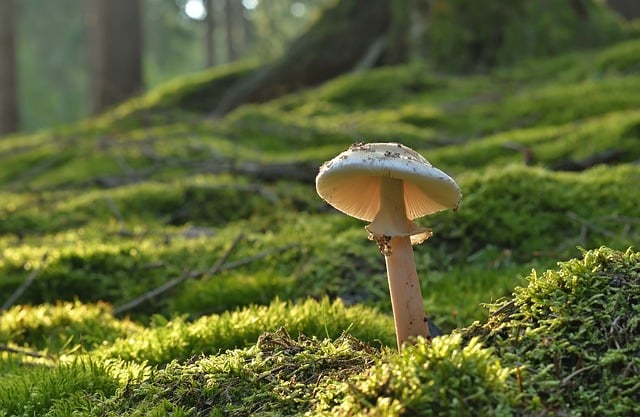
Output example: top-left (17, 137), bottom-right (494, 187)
top-left (315, 142), bottom-right (462, 222)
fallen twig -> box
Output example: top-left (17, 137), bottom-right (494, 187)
top-left (112, 269), bottom-right (193, 316)
top-left (0, 343), bottom-right (55, 360)
top-left (566, 211), bottom-right (618, 239)
top-left (199, 243), bottom-right (299, 280)
top-left (104, 195), bottom-right (124, 224)
top-left (1, 253), bottom-right (48, 311)
top-left (112, 233), bottom-right (244, 316)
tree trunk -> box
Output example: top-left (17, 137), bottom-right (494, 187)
top-left (0, 0), bottom-right (20, 135)
top-left (224, 0), bottom-right (237, 62)
top-left (240, 3), bottom-right (255, 54)
top-left (204, 0), bottom-right (216, 67)
top-left (214, 0), bottom-right (392, 115)
top-left (85, 0), bottom-right (143, 115)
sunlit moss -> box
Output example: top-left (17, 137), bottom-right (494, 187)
top-left (316, 334), bottom-right (519, 417)
top-left (95, 297), bottom-right (395, 365)
top-left (0, 301), bottom-right (141, 352)
top-left (465, 246), bottom-right (640, 415)
top-left (0, 359), bottom-right (121, 416)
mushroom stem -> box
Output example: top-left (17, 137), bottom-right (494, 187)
top-left (368, 176), bottom-right (430, 350)
top-left (385, 235), bottom-right (430, 350)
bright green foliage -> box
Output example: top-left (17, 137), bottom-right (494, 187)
top-left (95, 297), bottom-right (395, 366)
top-left (0, 359), bottom-right (120, 417)
top-left (467, 247), bottom-right (640, 415)
top-left (436, 164), bottom-right (640, 260)
top-left (431, 109), bottom-right (640, 172)
top-left (316, 334), bottom-right (518, 417)
top-left (94, 328), bottom-right (378, 417)
top-left (0, 301), bottom-right (140, 353)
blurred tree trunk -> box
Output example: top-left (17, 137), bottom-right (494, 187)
top-left (224, 0), bottom-right (237, 62)
top-left (86, 0), bottom-right (143, 115)
top-left (0, 0), bottom-right (20, 135)
top-left (240, 4), bottom-right (255, 55)
top-left (606, 0), bottom-right (640, 20)
top-left (214, 0), bottom-right (392, 115)
top-left (204, 0), bottom-right (216, 67)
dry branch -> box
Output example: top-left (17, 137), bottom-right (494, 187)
top-left (0, 343), bottom-right (55, 360)
top-left (1, 253), bottom-right (48, 311)
top-left (112, 239), bottom-right (299, 316)
top-left (112, 233), bottom-right (244, 316)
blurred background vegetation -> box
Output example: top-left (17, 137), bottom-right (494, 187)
top-left (1, 0), bottom-right (638, 134)
top-left (1, 0), bottom-right (332, 132)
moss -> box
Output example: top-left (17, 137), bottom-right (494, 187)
top-left (431, 109), bottom-right (640, 172)
top-left (0, 359), bottom-right (120, 417)
top-left (87, 59), bottom-right (261, 132)
top-left (95, 328), bottom-right (378, 417)
top-left (465, 246), bottom-right (640, 415)
top-left (95, 297), bottom-right (395, 365)
top-left (1, 33), bottom-right (640, 417)
top-left (2, 163), bottom-right (638, 330)
top-left (1, 249), bottom-right (639, 416)
top-left (0, 301), bottom-right (141, 352)
top-left (435, 164), bottom-right (640, 260)
top-left (594, 38), bottom-right (640, 75)
top-left (316, 334), bottom-right (519, 417)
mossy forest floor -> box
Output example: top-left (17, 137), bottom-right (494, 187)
top-left (2, 38), bottom-right (640, 416)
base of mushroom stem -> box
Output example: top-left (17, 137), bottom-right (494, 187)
top-left (382, 235), bottom-right (431, 350)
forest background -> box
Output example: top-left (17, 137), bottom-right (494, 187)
top-left (2, 1), bottom-right (640, 415)
top-left (1, 0), bottom-right (332, 134)
top-left (2, 0), bottom-right (639, 135)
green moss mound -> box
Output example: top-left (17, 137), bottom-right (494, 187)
top-left (316, 334), bottom-right (518, 417)
top-left (2, 164), bottom-right (638, 332)
top-left (0, 359), bottom-right (121, 417)
top-left (440, 164), bottom-right (640, 260)
top-left (94, 328), bottom-right (378, 417)
top-left (95, 297), bottom-right (394, 366)
top-left (1, 248), bottom-right (640, 416)
top-left (0, 301), bottom-right (141, 352)
top-left (467, 246), bottom-right (640, 415)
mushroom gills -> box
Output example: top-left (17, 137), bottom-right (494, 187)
top-left (365, 177), bottom-right (432, 249)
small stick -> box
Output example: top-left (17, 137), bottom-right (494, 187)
top-left (112, 234), bottom-right (244, 315)
top-left (104, 196), bottom-right (124, 224)
top-left (0, 343), bottom-right (54, 360)
top-left (1, 253), bottom-right (48, 311)
top-left (566, 211), bottom-right (618, 239)
top-left (112, 269), bottom-right (192, 316)
top-left (199, 243), bottom-right (298, 280)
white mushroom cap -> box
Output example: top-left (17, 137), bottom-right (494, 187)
top-left (316, 142), bottom-right (461, 242)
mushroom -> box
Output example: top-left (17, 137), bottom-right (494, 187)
top-left (315, 142), bottom-right (461, 350)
